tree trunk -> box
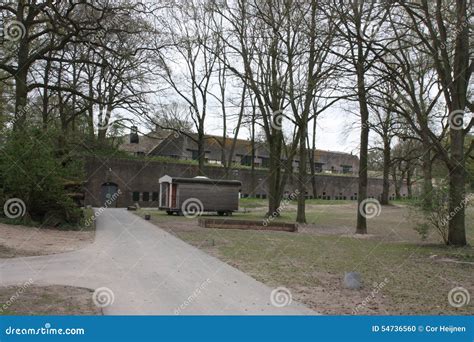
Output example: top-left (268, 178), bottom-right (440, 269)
top-left (296, 124), bottom-right (307, 223)
top-left (391, 165), bottom-right (400, 200)
top-left (421, 147), bottom-right (433, 209)
top-left (447, 104), bottom-right (466, 246)
top-left (446, 0), bottom-right (468, 246)
top-left (355, 54), bottom-right (369, 234)
top-left (267, 131), bottom-right (283, 216)
top-left (406, 165), bottom-right (413, 199)
top-left (42, 56), bottom-right (52, 130)
top-left (448, 164), bottom-right (466, 246)
top-left (14, 17), bottom-right (29, 129)
top-left (197, 133), bottom-right (205, 175)
top-left (310, 116), bottom-right (317, 198)
top-left (381, 138), bottom-right (391, 205)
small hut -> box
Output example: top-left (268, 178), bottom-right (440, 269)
top-left (158, 175), bottom-right (241, 216)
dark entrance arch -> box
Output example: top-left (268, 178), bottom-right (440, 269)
top-left (100, 182), bottom-right (119, 208)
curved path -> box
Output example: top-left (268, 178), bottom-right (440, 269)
top-left (0, 209), bottom-right (314, 315)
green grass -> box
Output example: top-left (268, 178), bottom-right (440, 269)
top-left (239, 197), bottom-right (352, 209)
top-left (140, 204), bottom-right (474, 315)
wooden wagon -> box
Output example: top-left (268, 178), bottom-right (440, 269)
top-left (158, 175), bottom-right (241, 216)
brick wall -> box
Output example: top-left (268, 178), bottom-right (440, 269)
top-left (84, 156), bottom-right (409, 208)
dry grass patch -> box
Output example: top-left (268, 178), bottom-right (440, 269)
top-left (0, 285), bottom-right (101, 315)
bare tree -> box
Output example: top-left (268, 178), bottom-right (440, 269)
top-left (327, 0), bottom-right (391, 234)
top-left (152, 1), bottom-right (218, 174)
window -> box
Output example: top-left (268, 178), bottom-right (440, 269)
top-left (132, 192), bottom-right (140, 202)
top-left (142, 192), bottom-right (150, 201)
top-left (314, 162), bottom-right (324, 173)
top-left (240, 155), bottom-right (252, 166)
top-left (189, 149), bottom-right (200, 160)
top-left (260, 157), bottom-right (270, 168)
top-left (152, 192), bottom-right (159, 201)
top-left (341, 165), bottom-right (352, 174)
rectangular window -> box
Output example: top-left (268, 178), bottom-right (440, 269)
top-left (142, 192), bottom-right (150, 202)
top-left (241, 155), bottom-right (252, 166)
top-left (132, 192), bottom-right (140, 202)
top-left (260, 157), bottom-right (270, 168)
top-left (314, 162), bottom-right (324, 173)
top-left (189, 150), bottom-right (200, 160)
top-left (341, 165), bottom-right (352, 174)
top-left (152, 192), bottom-right (159, 201)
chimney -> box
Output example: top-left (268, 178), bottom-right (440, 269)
top-left (130, 126), bottom-right (139, 144)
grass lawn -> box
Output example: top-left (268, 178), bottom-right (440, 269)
top-left (139, 200), bottom-right (474, 315)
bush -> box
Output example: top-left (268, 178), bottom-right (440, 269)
top-left (0, 126), bottom-right (83, 226)
top-left (411, 184), bottom-right (451, 244)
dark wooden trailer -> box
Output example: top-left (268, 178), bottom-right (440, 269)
top-left (158, 175), bottom-right (241, 216)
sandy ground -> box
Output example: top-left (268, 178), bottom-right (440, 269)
top-left (0, 223), bottom-right (97, 314)
top-left (0, 223), bottom-right (94, 258)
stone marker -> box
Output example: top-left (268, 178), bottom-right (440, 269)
top-left (343, 272), bottom-right (362, 289)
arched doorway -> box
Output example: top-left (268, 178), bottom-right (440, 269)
top-left (100, 182), bottom-right (119, 208)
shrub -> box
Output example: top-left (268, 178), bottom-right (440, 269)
top-left (0, 126), bottom-right (83, 226)
top-left (411, 184), bottom-right (453, 245)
